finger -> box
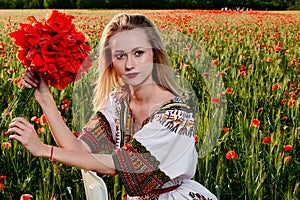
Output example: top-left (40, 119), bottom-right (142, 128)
top-left (10, 117), bottom-right (26, 125)
top-left (22, 77), bottom-right (37, 88)
top-left (9, 118), bottom-right (32, 130)
top-left (7, 127), bottom-right (24, 136)
top-left (8, 121), bottom-right (26, 132)
top-left (9, 134), bottom-right (22, 142)
top-left (22, 71), bottom-right (39, 87)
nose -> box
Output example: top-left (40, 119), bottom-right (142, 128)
top-left (125, 55), bottom-right (135, 70)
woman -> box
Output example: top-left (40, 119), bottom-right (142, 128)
top-left (8, 13), bottom-right (217, 200)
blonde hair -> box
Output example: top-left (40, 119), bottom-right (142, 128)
top-left (93, 13), bottom-right (182, 111)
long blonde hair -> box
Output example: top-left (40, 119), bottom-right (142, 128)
top-left (93, 13), bottom-right (182, 111)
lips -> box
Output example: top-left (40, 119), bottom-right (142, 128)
top-left (125, 72), bottom-right (139, 79)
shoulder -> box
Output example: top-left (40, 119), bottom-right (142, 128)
top-left (150, 96), bottom-right (195, 137)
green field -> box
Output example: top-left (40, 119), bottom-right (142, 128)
top-left (0, 9), bottom-right (299, 200)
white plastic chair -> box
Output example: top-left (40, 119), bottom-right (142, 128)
top-left (81, 169), bottom-right (108, 200)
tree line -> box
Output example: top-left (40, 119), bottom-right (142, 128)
top-left (0, 0), bottom-right (299, 10)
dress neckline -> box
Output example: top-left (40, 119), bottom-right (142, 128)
top-left (128, 95), bottom-right (182, 133)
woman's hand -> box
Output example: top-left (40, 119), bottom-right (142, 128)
top-left (7, 117), bottom-right (47, 157)
top-left (21, 70), bottom-right (51, 105)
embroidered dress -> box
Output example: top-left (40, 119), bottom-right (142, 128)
top-left (79, 90), bottom-right (218, 200)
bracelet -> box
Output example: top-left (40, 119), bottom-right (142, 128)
top-left (49, 146), bottom-right (54, 161)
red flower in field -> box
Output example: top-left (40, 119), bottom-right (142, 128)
top-left (281, 99), bottom-right (287, 104)
top-left (2, 142), bottom-right (11, 149)
top-left (272, 83), bottom-right (279, 90)
top-left (223, 127), bottom-right (230, 133)
top-left (40, 114), bottom-right (47, 126)
top-left (61, 104), bottom-right (69, 110)
top-left (210, 59), bottom-right (218, 66)
top-left (284, 90), bottom-right (289, 96)
top-left (20, 194), bottom-right (32, 200)
top-left (266, 57), bottom-right (273, 62)
top-left (31, 116), bottom-right (40, 124)
top-left (281, 116), bottom-right (288, 121)
top-left (238, 65), bottom-right (248, 76)
top-left (284, 144), bottom-right (293, 152)
top-left (211, 97), bottom-right (221, 105)
top-left (262, 136), bottom-right (271, 144)
top-left (257, 107), bottom-right (264, 112)
top-left (0, 183), bottom-right (5, 189)
top-left (284, 156), bottom-right (292, 163)
top-left (0, 175), bottom-right (6, 181)
top-left (290, 92), bottom-right (296, 100)
top-left (275, 43), bottom-right (283, 52)
top-left (37, 128), bottom-right (45, 134)
top-left (251, 119), bottom-right (260, 128)
top-left (225, 150), bottom-right (238, 160)
top-left (194, 135), bottom-right (199, 144)
top-left (288, 99), bottom-right (295, 108)
top-left (290, 83), bottom-right (296, 88)
top-left (225, 87), bottom-right (232, 94)
top-left (62, 99), bottom-right (71, 105)
top-left (1, 109), bottom-right (11, 118)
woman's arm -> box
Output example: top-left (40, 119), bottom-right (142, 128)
top-left (21, 70), bottom-right (88, 152)
top-left (7, 117), bottom-right (116, 176)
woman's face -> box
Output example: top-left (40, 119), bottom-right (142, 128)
top-left (109, 29), bottom-right (154, 90)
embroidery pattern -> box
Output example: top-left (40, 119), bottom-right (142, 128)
top-left (153, 103), bottom-right (195, 137)
top-left (79, 112), bottom-right (115, 153)
top-left (112, 91), bottom-right (132, 148)
top-left (189, 192), bottom-right (212, 200)
top-left (113, 138), bottom-right (170, 197)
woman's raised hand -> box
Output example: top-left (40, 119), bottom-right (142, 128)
top-left (21, 70), bottom-right (51, 104)
top-left (21, 69), bottom-right (39, 89)
top-left (7, 117), bottom-right (47, 157)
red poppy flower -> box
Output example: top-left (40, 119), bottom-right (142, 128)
top-left (211, 97), bottom-right (221, 105)
top-left (225, 87), bottom-right (233, 94)
top-left (281, 99), bottom-right (287, 104)
top-left (281, 116), bottom-right (288, 121)
top-left (9, 10), bottom-right (92, 90)
top-left (238, 65), bottom-right (248, 76)
top-left (2, 142), bottom-right (12, 149)
top-left (284, 144), bottom-right (293, 152)
top-left (284, 156), bottom-right (292, 163)
top-left (284, 90), bottom-right (289, 96)
top-left (262, 136), bottom-right (271, 144)
top-left (0, 175), bottom-right (6, 181)
top-left (288, 99), bottom-right (295, 108)
top-left (251, 119), bottom-right (260, 128)
top-left (31, 116), bottom-right (40, 124)
top-left (226, 150), bottom-right (238, 160)
top-left (272, 83), bottom-right (279, 90)
top-left (20, 194), bottom-right (32, 200)
top-left (257, 108), bottom-right (264, 112)
top-left (40, 114), bottom-right (47, 126)
top-left (223, 127), bottom-right (230, 133)
top-left (0, 183), bottom-right (5, 189)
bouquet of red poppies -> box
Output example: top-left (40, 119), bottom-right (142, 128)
top-left (1, 10), bottom-right (92, 123)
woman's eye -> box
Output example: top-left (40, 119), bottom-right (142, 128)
top-left (116, 53), bottom-right (126, 60)
top-left (134, 50), bottom-right (144, 56)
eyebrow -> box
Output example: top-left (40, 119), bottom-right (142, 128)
top-left (112, 47), bottom-right (150, 54)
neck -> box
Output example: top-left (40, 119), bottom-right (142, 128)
top-left (129, 82), bottom-right (161, 104)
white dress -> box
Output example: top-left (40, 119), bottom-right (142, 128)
top-left (79, 90), bottom-right (218, 200)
